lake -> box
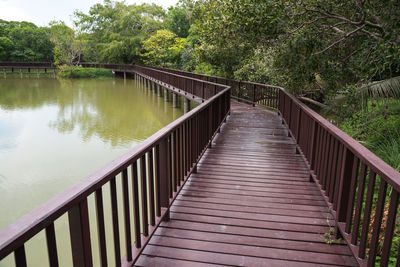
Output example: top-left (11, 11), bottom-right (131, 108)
top-left (0, 77), bottom-right (184, 266)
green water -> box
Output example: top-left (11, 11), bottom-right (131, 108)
top-left (0, 77), bottom-right (184, 266)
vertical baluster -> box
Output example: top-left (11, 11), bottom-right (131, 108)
top-left (185, 122), bottom-right (189, 175)
top-left (109, 178), bottom-right (121, 266)
top-left (140, 155), bottom-right (149, 236)
top-left (159, 138), bottom-right (171, 221)
top-left (341, 155), bottom-right (359, 232)
top-left (148, 149), bottom-right (155, 226)
top-left (122, 168), bottom-right (132, 261)
top-left (177, 127), bottom-right (182, 183)
top-left (296, 109), bottom-right (302, 142)
top-left (326, 138), bottom-right (336, 195)
top-left (45, 222), bottom-right (59, 267)
top-left (380, 190), bottom-right (399, 266)
top-left (182, 125), bottom-right (186, 178)
top-left (155, 145), bottom-right (161, 217)
top-left (14, 245), bottom-right (27, 267)
top-left (195, 115), bottom-right (198, 165)
top-left (351, 163), bottom-right (368, 244)
top-left (321, 133), bottom-right (332, 189)
top-left (168, 135), bottom-right (173, 197)
top-left (315, 126), bottom-right (322, 176)
top-left (173, 131), bottom-right (178, 191)
top-left (190, 119), bottom-right (194, 171)
top-left (316, 129), bottom-right (325, 181)
top-left (327, 140), bottom-right (339, 202)
top-left (359, 171), bottom-right (377, 258)
top-left (94, 188), bottom-right (107, 267)
top-left (368, 179), bottom-right (387, 264)
top-left (131, 162), bottom-right (141, 248)
top-left (68, 199), bottom-right (93, 267)
top-left (332, 144), bottom-right (344, 208)
top-left (310, 121), bottom-right (318, 170)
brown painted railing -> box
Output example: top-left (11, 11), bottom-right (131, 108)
top-left (147, 66), bottom-right (280, 109)
top-left (0, 62), bottom-right (137, 72)
top-left (279, 90), bottom-right (400, 267)
top-left (145, 66), bottom-right (400, 267)
top-left (0, 65), bottom-right (230, 266)
top-left (0, 62), bottom-right (55, 68)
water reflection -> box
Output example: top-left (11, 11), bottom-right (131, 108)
top-left (0, 78), bottom-right (182, 147)
top-left (0, 77), bottom-right (183, 232)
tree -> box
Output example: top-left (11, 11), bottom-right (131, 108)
top-left (141, 29), bottom-right (186, 67)
top-left (166, 0), bottom-right (194, 38)
top-left (193, 0), bottom-right (400, 101)
top-left (73, 1), bottom-right (166, 63)
top-left (47, 21), bottom-right (85, 66)
top-left (0, 37), bottom-right (13, 61)
top-left (0, 19), bottom-right (53, 62)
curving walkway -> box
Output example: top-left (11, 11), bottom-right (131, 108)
top-left (135, 101), bottom-right (357, 266)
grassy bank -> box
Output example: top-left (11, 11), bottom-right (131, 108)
top-left (57, 65), bottom-right (114, 78)
top-left (339, 100), bottom-right (400, 172)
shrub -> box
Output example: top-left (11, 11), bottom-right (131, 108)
top-left (57, 65), bottom-right (114, 78)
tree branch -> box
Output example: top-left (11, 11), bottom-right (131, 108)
top-left (298, 96), bottom-right (327, 108)
top-left (288, 17), bottom-right (326, 35)
top-left (312, 25), bottom-right (365, 56)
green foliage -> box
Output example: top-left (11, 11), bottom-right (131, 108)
top-left (141, 30), bottom-right (186, 67)
top-left (0, 37), bottom-right (13, 60)
top-left (193, 62), bottom-right (221, 76)
top-left (339, 100), bottom-right (400, 172)
top-left (320, 208), bottom-right (342, 245)
top-left (48, 21), bottom-right (86, 66)
top-left (73, 0), bottom-right (165, 63)
top-left (166, 0), bottom-right (193, 38)
top-left (57, 65), bottom-right (113, 79)
top-left (373, 133), bottom-right (400, 172)
top-left (194, 0), bottom-right (400, 102)
top-left (0, 19), bottom-right (53, 62)
top-left (360, 76), bottom-right (400, 99)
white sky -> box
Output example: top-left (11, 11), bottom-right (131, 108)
top-left (0, 0), bottom-right (179, 27)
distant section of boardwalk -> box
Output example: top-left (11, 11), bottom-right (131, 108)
top-left (135, 101), bottom-right (357, 267)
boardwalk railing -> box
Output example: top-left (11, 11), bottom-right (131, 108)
top-left (147, 66), bottom-right (280, 109)
top-left (0, 65), bottom-right (230, 267)
top-left (145, 65), bottom-right (400, 267)
top-left (0, 62), bottom-right (137, 73)
top-left (280, 91), bottom-right (400, 267)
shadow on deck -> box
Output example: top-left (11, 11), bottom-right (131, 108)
top-left (135, 101), bottom-right (357, 267)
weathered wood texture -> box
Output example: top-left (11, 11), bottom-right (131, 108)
top-left (135, 101), bottom-right (357, 267)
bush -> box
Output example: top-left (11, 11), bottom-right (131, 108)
top-left (57, 65), bottom-right (114, 78)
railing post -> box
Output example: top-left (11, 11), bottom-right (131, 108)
top-left (202, 82), bottom-right (205, 100)
top-left (296, 108), bottom-right (302, 142)
top-left (158, 137), bottom-right (170, 221)
top-left (68, 199), bottom-right (93, 267)
top-left (252, 84), bottom-right (256, 106)
top-left (309, 121), bottom-right (317, 170)
top-left (335, 148), bottom-right (355, 233)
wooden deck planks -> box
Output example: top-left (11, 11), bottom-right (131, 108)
top-left (135, 101), bottom-right (357, 266)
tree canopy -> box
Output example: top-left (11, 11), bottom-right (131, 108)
top-left (0, 19), bottom-right (53, 62)
top-left (1, 0), bottom-right (399, 103)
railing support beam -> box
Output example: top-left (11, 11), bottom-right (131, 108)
top-left (159, 138), bottom-right (170, 221)
top-left (68, 200), bottom-right (93, 267)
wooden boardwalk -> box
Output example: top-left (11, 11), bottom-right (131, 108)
top-left (136, 101), bottom-right (357, 266)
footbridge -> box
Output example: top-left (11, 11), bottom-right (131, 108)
top-left (0, 62), bottom-right (399, 267)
